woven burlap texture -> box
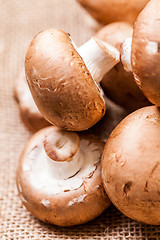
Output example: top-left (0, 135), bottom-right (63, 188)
top-left (0, 0), bottom-right (160, 239)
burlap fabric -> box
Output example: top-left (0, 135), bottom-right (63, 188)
top-left (0, 0), bottom-right (160, 239)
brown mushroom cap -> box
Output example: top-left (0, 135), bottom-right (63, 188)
top-left (95, 22), bottom-right (150, 111)
top-left (131, 0), bottom-right (160, 106)
top-left (102, 106), bottom-right (160, 225)
top-left (25, 29), bottom-right (105, 131)
top-left (77, 0), bottom-right (149, 25)
top-left (14, 69), bottom-right (50, 132)
top-left (17, 126), bottom-right (110, 226)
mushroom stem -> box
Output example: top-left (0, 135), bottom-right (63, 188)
top-left (121, 37), bottom-right (132, 72)
top-left (44, 129), bottom-right (84, 180)
top-left (46, 148), bottom-right (84, 180)
top-left (77, 37), bottom-right (120, 83)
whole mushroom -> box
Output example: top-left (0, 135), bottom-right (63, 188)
top-left (95, 22), bottom-right (150, 111)
top-left (14, 69), bottom-right (50, 132)
top-left (121, 0), bottom-right (160, 107)
top-left (102, 106), bottom-right (160, 225)
top-left (76, 0), bottom-right (149, 25)
top-left (17, 126), bottom-right (110, 226)
top-left (25, 29), bottom-right (120, 131)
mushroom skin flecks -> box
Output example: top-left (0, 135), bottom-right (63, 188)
top-left (17, 126), bottom-right (110, 226)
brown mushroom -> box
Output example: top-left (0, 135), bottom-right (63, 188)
top-left (102, 106), bottom-right (160, 225)
top-left (95, 22), bottom-right (150, 111)
top-left (17, 126), bottom-right (110, 226)
top-left (14, 69), bottom-right (50, 132)
top-left (76, 0), bottom-right (149, 25)
top-left (120, 0), bottom-right (160, 107)
top-left (25, 29), bottom-right (120, 131)
top-left (131, 0), bottom-right (160, 106)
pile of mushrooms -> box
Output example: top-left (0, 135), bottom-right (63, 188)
top-left (18, 29), bottom-right (120, 226)
top-left (17, 0), bottom-right (160, 227)
top-left (102, 0), bottom-right (160, 225)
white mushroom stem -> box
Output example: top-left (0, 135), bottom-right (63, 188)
top-left (121, 37), bottom-right (132, 72)
top-left (77, 37), bottom-right (120, 83)
top-left (44, 130), bottom-right (84, 180)
top-left (46, 147), bottom-right (84, 180)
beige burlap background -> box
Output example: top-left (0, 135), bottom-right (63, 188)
top-left (0, 0), bottom-right (160, 239)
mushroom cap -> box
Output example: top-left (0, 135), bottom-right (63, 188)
top-left (17, 126), bottom-right (110, 226)
top-left (14, 69), bottom-right (50, 132)
top-left (131, 0), bottom-right (160, 106)
top-left (95, 22), bottom-right (150, 111)
top-left (77, 0), bottom-right (149, 25)
top-left (102, 106), bottom-right (160, 225)
top-left (25, 29), bottom-right (105, 131)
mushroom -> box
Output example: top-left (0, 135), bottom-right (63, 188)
top-left (76, 0), bottom-right (149, 25)
top-left (121, 0), bottom-right (160, 107)
top-left (25, 29), bottom-right (120, 131)
top-left (102, 106), bottom-right (160, 225)
top-left (17, 126), bottom-right (110, 226)
top-left (14, 69), bottom-right (50, 132)
top-left (95, 22), bottom-right (150, 111)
